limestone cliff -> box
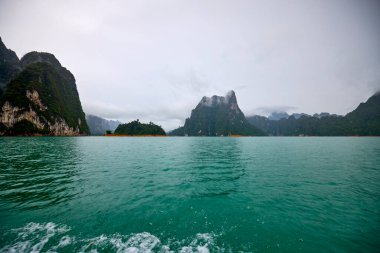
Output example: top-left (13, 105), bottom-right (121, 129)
top-left (0, 39), bottom-right (89, 136)
top-left (170, 91), bottom-right (264, 136)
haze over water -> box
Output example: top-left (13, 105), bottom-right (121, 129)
top-left (0, 137), bottom-right (379, 252)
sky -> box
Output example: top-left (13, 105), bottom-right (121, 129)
top-left (0, 0), bottom-right (379, 130)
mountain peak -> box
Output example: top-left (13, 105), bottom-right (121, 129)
top-left (0, 41), bottom-right (89, 136)
top-left (198, 90), bottom-right (237, 107)
top-left (0, 37), bottom-right (7, 50)
top-left (0, 37), bottom-right (21, 96)
top-left (21, 51), bottom-right (62, 68)
top-left (225, 90), bottom-right (237, 103)
top-left (0, 37), bottom-right (19, 63)
top-left (170, 90), bottom-right (264, 136)
top-left (268, 111), bottom-right (289, 121)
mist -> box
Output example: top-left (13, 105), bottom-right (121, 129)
top-left (1, 0), bottom-right (379, 130)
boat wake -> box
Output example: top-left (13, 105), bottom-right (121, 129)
top-left (0, 222), bottom-right (221, 253)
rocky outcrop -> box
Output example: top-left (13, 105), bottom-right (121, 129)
top-left (26, 90), bottom-right (47, 111)
top-left (0, 101), bottom-right (81, 136)
top-left (170, 90), bottom-right (264, 136)
top-left (48, 118), bottom-right (80, 136)
top-left (0, 39), bottom-right (89, 136)
top-left (1, 101), bottom-right (45, 129)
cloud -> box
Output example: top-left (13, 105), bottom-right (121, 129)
top-left (82, 99), bottom-right (194, 131)
top-left (250, 106), bottom-right (298, 117)
top-left (83, 100), bottom-right (132, 119)
top-left (1, 0), bottom-right (380, 129)
top-left (163, 68), bottom-right (217, 95)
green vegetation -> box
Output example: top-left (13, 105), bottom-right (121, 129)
top-left (114, 120), bottom-right (166, 135)
top-left (170, 91), bottom-right (265, 136)
top-left (1, 62), bottom-right (89, 134)
top-left (0, 37), bottom-right (21, 98)
top-left (345, 92), bottom-right (380, 135)
top-left (180, 105), bottom-right (264, 136)
top-left (2, 37), bottom-right (378, 137)
top-left (247, 92), bottom-right (380, 136)
top-left (0, 38), bottom-right (90, 135)
top-left (170, 126), bottom-right (185, 136)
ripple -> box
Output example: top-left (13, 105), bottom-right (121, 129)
top-left (1, 137), bottom-right (380, 252)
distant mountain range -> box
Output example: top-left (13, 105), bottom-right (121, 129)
top-left (86, 114), bottom-right (122, 135)
top-left (0, 37), bottom-right (89, 136)
top-left (266, 111), bottom-right (339, 121)
top-left (1, 37), bottom-right (378, 137)
top-left (171, 90), bottom-right (380, 137)
top-left (170, 91), bottom-right (264, 136)
top-left (268, 111), bottom-right (290, 121)
top-left (247, 92), bottom-right (380, 136)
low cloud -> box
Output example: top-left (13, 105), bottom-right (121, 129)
top-left (250, 106), bottom-right (298, 117)
top-left (164, 68), bottom-right (218, 96)
top-left (83, 100), bottom-right (195, 131)
top-left (2, 0), bottom-right (379, 125)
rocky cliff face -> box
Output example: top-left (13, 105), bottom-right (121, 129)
top-left (1, 101), bottom-right (45, 129)
top-left (86, 114), bottom-right (122, 135)
top-left (170, 90), bottom-right (264, 136)
top-left (0, 38), bottom-right (89, 136)
top-left (0, 99), bottom-right (81, 136)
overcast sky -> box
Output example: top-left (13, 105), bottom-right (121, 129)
top-left (1, 0), bottom-right (379, 130)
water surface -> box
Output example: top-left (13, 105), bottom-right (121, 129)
top-left (0, 137), bottom-right (379, 252)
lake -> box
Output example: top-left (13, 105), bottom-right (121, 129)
top-left (0, 137), bottom-right (379, 252)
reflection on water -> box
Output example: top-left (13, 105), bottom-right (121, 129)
top-left (0, 137), bottom-right (82, 211)
top-left (184, 137), bottom-right (244, 198)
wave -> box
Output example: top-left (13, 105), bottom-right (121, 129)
top-left (0, 222), bottom-right (222, 253)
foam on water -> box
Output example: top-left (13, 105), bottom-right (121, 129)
top-left (0, 223), bottom-right (221, 253)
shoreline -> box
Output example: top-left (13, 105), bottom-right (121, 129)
top-left (0, 135), bottom-right (379, 137)
top-left (104, 134), bottom-right (167, 137)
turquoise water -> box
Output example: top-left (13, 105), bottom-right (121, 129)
top-left (0, 137), bottom-right (379, 252)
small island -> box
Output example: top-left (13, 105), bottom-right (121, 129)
top-left (106, 119), bottom-right (166, 136)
